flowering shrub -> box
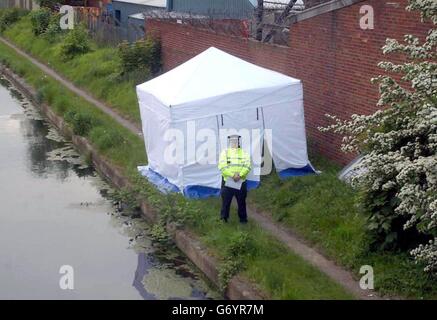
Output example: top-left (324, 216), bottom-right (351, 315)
top-left (320, 0), bottom-right (437, 273)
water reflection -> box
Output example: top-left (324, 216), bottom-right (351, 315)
top-left (109, 207), bottom-right (218, 300)
top-left (0, 76), bottom-right (218, 300)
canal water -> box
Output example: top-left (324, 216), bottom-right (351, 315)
top-left (0, 76), bottom-right (219, 300)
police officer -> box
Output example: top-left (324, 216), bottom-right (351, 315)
top-left (218, 135), bottom-right (251, 223)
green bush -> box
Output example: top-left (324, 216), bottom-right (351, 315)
top-left (149, 223), bottom-right (171, 245)
top-left (64, 110), bottom-right (98, 136)
top-left (35, 0), bottom-right (62, 8)
top-left (29, 8), bottom-right (51, 35)
top-left (44, 13), bottom-right (63, 42)
top-left (218, 231), bottom-right (255, 290)
top-left (36, 83), bottom-right (56, 104)
top-left (52, 95), bottom-right (70, 114)
top-left (59, 24), bottom-right (91, 60)
top-left (144, 36), bottom-right (161, 75)
top-left (89, 126), bottom-right (124, 150)
top-left (0, 8), bottom-right (28, 32)
top-left (117, 36), bottom-right (161, 82)
top-left (225, 232), bottom-right (255, 258)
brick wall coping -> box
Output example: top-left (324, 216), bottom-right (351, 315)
top-left (289, 0), bottom-right (366, 24)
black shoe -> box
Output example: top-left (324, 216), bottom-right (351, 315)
top-left (220, 217), bottom-right (228, 223)
top-left (240, 220), bottom-right (248, 224)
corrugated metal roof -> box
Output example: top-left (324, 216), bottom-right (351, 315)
top-left (141, 9), bottom-right (209, 19)
top-left (171, 0), bottom-right (255, 19)
top-left (113, 0), bottom-right (167, 8)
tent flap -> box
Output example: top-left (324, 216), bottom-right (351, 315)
top-left (278, 164), bottom-right (316, 179)
top-left (183, 185), bottom-right (221, 199)
top-left (138, 166), bottom-right (180, 194)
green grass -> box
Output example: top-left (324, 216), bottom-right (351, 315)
top-left (1, 11), bottom-right (436, 299)
top-left (249, 155), bottom-right (368, 268)
top-left (0, 24), bottom-right (353, 300)
top-left (3, 16), bottom-right (141, 123)
top-left (187, 198), bottom-right (352, 299)
top-left (0, 39), bottom-right (146, 174)
top-left (249, 155), bottom-right (437, 298)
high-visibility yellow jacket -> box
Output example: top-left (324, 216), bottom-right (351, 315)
top-left (218, 148), bottom-right (251, 180)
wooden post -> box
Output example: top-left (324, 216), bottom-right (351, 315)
top-left (255, 0), bottom-right (264, 41)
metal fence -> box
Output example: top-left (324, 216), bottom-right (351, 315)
top-left (0, 0), bottom-right (334, 47)
top-left (0, 0), bottom-right (38, 10)
top-left (256, 0), bottom-right (334, 45)
top-left (0, 0), bottom-right (16, 9)
top-left (0, 1), bottom-right (144, 46)
top-left (75, 10), bottom-right (145, 46)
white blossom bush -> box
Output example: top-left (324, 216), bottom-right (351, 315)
top-left (320, 0), bottom-right (437, 273)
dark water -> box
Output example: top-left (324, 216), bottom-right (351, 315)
top-left (0, 76), bottom-right (219, 300)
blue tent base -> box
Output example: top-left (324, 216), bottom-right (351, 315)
top-left (278, 164), bottom-right (317, 179)
top-left (247, 180), bottom-right (260, 190)
top-left (183, 179), bottom-right (260, 199)
top-left (138, 164), bottom-right (316, 199)
top-left (137, 166), bottom-right (222, 199)
top-left (137, 166), bottom-right (180, 194)
top-left (183, 185), bottom-right (220, 199)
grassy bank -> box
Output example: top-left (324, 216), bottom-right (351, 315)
top-left (1, 10), bottom-right (436, 299)
top-left (249, 155), bottom-right (437, 298)
top-left (3, 15), bottom-right (140, 124)
top-left (0, 35), bottom-right (353, 300)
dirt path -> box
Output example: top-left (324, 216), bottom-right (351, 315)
top-left (0, 36), bottom-right (382, 300)
top-left (248, 206), bottom-right (381, 299)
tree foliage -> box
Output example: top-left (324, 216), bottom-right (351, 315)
top-left (0, 8), bottom-right (28, 32)
top-left (117, 37), bottom-right (161, 83)
top-left (44, 12), bottom-right (63, 42)
top-left (320, 0), bottom-right (437, 273)
top-left (59, 23), bottom-right (91, 60)
top-left (29, 7), bottom-right (51, 35)
top-left (34, 0), bottom-right (65, 9)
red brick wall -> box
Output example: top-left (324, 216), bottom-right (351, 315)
top-left (146, 0), bottom-right (431, 164)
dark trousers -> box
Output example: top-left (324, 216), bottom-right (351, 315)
top-left (220, 180), bottom-right (248, 222)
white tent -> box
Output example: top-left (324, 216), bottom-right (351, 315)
top-left (136, 47), bottom-right (315, 198)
